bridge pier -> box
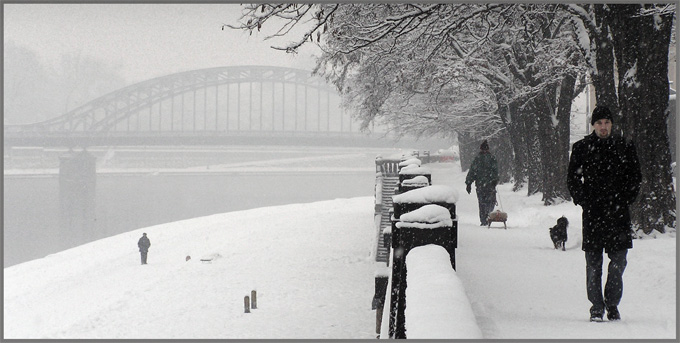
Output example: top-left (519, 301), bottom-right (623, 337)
top-left (59, 149), bottom-right (97, 238)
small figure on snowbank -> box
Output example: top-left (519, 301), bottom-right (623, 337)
top-left (138, 233), bottom-right (151, 265)
top-left (567, 105), bottom-right (642, 322)
top-left (465, 140), bottom-right (498, 226)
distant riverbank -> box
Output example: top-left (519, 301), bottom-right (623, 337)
top-left (4, 146), bottom-right (410, 267)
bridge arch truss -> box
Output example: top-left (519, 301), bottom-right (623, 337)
top-left (7, 66), bottom-right (360, 140)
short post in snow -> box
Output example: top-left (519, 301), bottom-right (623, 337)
top-left (244, 296), bottom-right (251, 313)
top-left (251, 290), bottom-right (257, 309)
top-left (372, 275), bottom-right (389, 336)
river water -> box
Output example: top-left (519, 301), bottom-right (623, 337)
top-left (3, 146), bottom-right (400, 268)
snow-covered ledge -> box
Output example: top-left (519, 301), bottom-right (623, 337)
top-left (399, 158), bottom-right (421, 168)
top-left (405, 245), bottom-right (482, 339)
top-left (401, 175), bottom-right (429, 187)
top-left (396, 204), bottom-right (452, 229)
top-left (392, 184), bottom-right (459, 204)
top-left (398, 165), bottom-right (431, 176)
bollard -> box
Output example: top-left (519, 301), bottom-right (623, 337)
top-left (251, 290), bottom-right (257, 309)
top-left (244, 296), bottom-right (251, 313)
top-left (372, 275), bottom-right (389, 335)
top-left (376, 306), bottom-right (383, 337)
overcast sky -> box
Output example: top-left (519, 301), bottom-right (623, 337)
top-left (3, 3), bottom-right (319, 85)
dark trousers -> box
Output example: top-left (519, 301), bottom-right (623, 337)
top-left (140, 251), bottom-right (148, 265)
top-left (476, 190), bottom-right (496, 225)
top-left (585, 249), bottom-right (627, 313)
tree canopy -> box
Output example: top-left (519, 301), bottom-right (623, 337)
top-left (230, 3), bottom-right (676, 233)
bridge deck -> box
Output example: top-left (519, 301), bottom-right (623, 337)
top-left (3, 130), bottom-right (397, 148)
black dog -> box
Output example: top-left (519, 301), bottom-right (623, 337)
top-left (549, 216), bottom-right (569, 251)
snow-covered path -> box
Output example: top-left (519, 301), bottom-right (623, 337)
top-left (432, 164), bottom-right (676, 339)
top-left (3, 160), bottom-right (676, 339)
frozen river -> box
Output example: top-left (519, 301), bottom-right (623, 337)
top-left (4, 146), bottom-right (404, 267)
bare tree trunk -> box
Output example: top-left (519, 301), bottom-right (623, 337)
top-left (532, 74), bottom-right (577, 205)
top-left (499, 102), bottom-right (526, 190)
top-left (526, 135), bottom-right (543, 196)
top-left (458, 132), bottom-right (477, 172)
top-left (609, 4), bottom-right (676, 234)
top-left (609, 5), bottom-right (641, 140)
top-left (490, 132), bottom-right (513, 184)
top-left (510, 108), bottom-right (528, 191)
top-left (501, 25), bottom-right (574, 202)
top-left (555, 74), bottom-right (576, 202)
top-left (511, 134), bottom-right (528, 192)
top-left (524, 104), bottom-right (543, 196)
top-left (590, 5), bottom-right (620, 131)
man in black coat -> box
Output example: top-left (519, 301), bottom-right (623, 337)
top-left (567, 106), bottom-right (642, 322)
top-left (138, 233), bottom-right (151, 265)
top-left (465, 140), bottom-right (499, 226)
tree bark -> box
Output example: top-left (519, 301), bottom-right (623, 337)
top-left (533, 89), bottom-right (563, 205)
top-left (609, 4), bottom-right (641, 139)
top-left (502, 101), bottom-right (528, 191)
top-left (524, 103), bottom-right (543, 196)
top-left (555, 74), bottom-right (576, 202)
top-left (590, 5), bottom-right (620, 131)
top-left (609, 4), bottom-right (676, 234)
top-left (458, 132), bottom-right (477, 172)
top-left (490, 132), bottom-right (513, 184)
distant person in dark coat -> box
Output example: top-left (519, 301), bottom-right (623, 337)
top-left (465, 140), bottom-right (499, 226)
top-left (567, 105), bottom-right (642, 322)
top-left (138, 233), bottom-right (151, 265)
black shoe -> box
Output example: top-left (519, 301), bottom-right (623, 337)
top-left (590, 309), bottom-right (604, 322)
top-left (590, 313), bottom-right (604, 322)
top-left (607, 307), bottom-right (620, 321)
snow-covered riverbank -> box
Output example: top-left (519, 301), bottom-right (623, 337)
top-left (4, 162), bottom-right (676, 339)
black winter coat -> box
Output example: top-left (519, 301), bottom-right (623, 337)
top-left (567, 132), bottom-right (642, 252)
top-left (465, 151), bottom-right (498, 194)
top-left (138, 236), bottom-right (151, 253)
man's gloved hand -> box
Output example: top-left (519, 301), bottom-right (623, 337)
top-left (466, 184), bottom-right (471, 194)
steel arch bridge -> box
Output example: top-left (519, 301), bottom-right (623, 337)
top-left (4, 65), bottom-right (372, 147)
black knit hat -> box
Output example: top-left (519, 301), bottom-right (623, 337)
top-left (591, 106), bottom-right (613, 125)
top-left (480, 140), bottom-right (489, 151)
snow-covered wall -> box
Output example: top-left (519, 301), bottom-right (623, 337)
top-left (404, 245), bottom-right (482, 339)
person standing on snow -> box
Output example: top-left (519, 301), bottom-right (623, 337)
top-left (465, 140), bottom-right (499, 226)
top-left (567, 105), bottom-right (642, 322)
top-left (138, 233), bottom-right (151, 265)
